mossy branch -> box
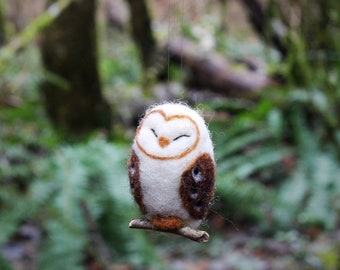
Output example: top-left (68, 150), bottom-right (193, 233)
top-left (0, 0), bottom-right (73, 71)
top-left (129, 219), bottom-right (210, 243)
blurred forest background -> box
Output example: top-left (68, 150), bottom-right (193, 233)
top-left (1, 0), bottom-right (340, 269)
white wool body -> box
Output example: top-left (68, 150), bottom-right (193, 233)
top-left (132, 103), bottom-right (214, 228)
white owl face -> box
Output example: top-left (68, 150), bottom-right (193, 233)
top-left (136, 109), bottom-right (200, 160)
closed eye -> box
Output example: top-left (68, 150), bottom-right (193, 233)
top-left (173, 134), bottom-right (190, 141)
top-left (151, 128), bottom-right (158, 138)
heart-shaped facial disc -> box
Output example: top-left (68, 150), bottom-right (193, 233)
top-left (136, 109), bottom-right (200, 160)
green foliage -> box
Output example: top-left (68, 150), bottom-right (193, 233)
top-left (0, 256), bottom-right (13, 270)
top-left (0, 46), bottom-right (42, 103)
top-left (265, 1), bottom-right (340, 149)
top-left (39, 220), bottom-right (87, 270)
top-left (212, 99), bottom-right (291, 223)
top-left (0, 81), bottom-right (158, 267)
top-left (273, 114), bottom-right (340, 230)
top-left (212, 81), bottom-right (340, 230)
top-left (30, 139), bottom-right (158, 268)
top-left (0, 129), bottom-right (158, 269)
top-left (265, 0), bottom-right (340, 89)
top-left (216, 172), bottom-right (269, 223)
top-left (0, 188), bottom-right (35, 245)
top-left (100, 29), bottom-right (141, 92)
top-left (0, 103), bottom-right (57, 251)
top-left (290, 88), bottom-right (340, 149)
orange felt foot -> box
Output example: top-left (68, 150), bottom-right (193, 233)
top-left (151, 215), bottom-right (184, 230)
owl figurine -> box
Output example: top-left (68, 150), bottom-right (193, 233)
top-left (127, 102), bottom-right (215, 231)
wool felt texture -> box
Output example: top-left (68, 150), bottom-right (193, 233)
top-left (128, 103), bottom-right (215, 229)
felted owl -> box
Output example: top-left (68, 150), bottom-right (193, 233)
top-left (127, 102), bottom-right (215, 230)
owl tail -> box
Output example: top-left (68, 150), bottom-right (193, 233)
top-left (151, 215), bottom-right (185, 230)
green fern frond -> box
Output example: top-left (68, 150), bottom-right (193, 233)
top-left (39, 220), bottom-right (86, 270)
top-left (213, 97), bottom-right (291, 224)
top-left (216, 171), bottom-right (269, 222)
top-left (273, 120), bottom-right (340, 230)
top-left (218, 145), bottom-right (289, 179)
top-left (0, 188), bottom-right (34, 245)
top-left (30, 139), bottom-right (158, 269)
top-left (216, 129), bottom-right (271, 160)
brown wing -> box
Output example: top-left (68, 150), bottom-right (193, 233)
top-left (180, 153), bottom-right (215, 220)
top-left (127, 150), bottom-right (146, 215)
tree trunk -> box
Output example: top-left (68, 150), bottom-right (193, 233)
top-left (125, 0), bottom-right (158, 70)
top-left (40, 0), bottom-right (111, 135)
top-left (240, 0), bottom-right (287, 58)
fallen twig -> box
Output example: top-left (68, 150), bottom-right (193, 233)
top-left (129, 219), bottom-right (210, 243)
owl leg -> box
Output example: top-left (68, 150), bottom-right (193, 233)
top-left (151, 215), bottom-right (184, 230)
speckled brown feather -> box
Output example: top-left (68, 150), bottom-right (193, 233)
top-left (127, 150), bottom-right (146, 215)
top-left (180, 153), bottom-right (215, 220)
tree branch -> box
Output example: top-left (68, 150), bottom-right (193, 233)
top-left (167, 37), bottom-right (275, 98)
top-left (240, 0), bottom-right (288, 58)
top-left (129, 219), bottom-right (210, 243)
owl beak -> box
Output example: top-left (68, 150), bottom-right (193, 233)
top-left (158, 136), bottom-right (170, 148)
